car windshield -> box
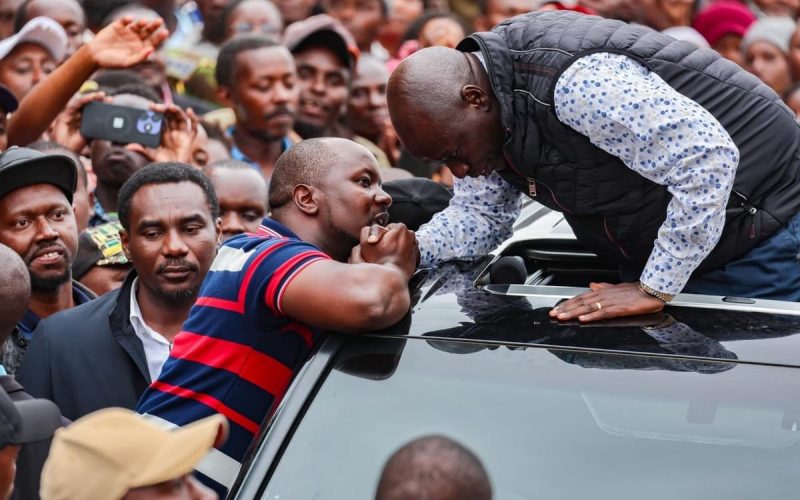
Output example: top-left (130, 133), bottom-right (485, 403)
top-left (260, 336), bottom-right (800, 499)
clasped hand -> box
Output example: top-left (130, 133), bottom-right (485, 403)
top-left (349, 223), bottom-right (418, 279)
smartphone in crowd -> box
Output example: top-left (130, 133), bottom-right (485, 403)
top-left (80, 101), bottom-right (164, 148)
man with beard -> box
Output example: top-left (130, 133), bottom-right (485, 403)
top-left (284, 15), bottom-right (356, 140)
top-left (19, 163), bottom-right (221, 421)
top-left (216, 35), bottom-right (299, 180)
top-left (137, 138), bottom-right (416, 496)
top-left (0, 147), bottom-right (92, 377)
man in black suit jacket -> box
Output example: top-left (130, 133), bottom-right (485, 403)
top-left (18, 163), bottom-right (221, 421)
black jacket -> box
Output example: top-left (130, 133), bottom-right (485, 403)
top-left (457, 11), bottom-right (800, 273)
top-left (17, 273), bottom-right (151, 421)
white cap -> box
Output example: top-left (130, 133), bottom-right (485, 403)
top-left (0, 16), bottom-right (68, 63)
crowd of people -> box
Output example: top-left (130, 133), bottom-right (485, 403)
top-left (0, 0), bottom-right (798, 498)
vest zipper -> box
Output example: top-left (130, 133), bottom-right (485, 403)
top-left (733, 189), bottom-right (758, 239)
top-left (527, 178), bottom-right (537, 197)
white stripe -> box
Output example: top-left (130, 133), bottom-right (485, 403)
top-left (140, 413), bottom-right (241, 488)
top-left (210, 246), bottom-right (257, 272)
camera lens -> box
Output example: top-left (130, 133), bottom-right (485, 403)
top-left (144, 123), bottom-right (152, 132)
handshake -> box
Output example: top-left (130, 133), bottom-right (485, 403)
top-left (349, 223), bottom-right (419, 280)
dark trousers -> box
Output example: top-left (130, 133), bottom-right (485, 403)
top-left (681, 212), bottom-right (800, 301)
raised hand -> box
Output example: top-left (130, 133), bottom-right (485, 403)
top-left (126, 104), bottom-right (199, 164)
top-left (87, 17), bottom-right (169, 69)
top-left (48, 91), bottom-right (108, 153)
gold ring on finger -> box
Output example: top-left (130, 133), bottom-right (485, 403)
top-left (595, 302), bottom-right (603, 311)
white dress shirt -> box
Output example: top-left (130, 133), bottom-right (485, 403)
top-left (129, 278), bottom-right (172, 381)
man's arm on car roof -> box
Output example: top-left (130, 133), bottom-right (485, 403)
top-left (280, 259), bottom-right (411, 332)
top-left (415, 172), bottom-right (522, 267)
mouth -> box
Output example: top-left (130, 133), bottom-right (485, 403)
top-left (31, 246), bottom-right (65, 266)
top-left (299, 98), bottom-right (328, 119)
top-left (265, 111), bottom-right (294, 124)
top-left (372, 212), bottom-right (390, 227)
top-left (159, 267), bottom-right (194, 281)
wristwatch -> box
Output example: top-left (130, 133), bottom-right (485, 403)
top-left (638, 281), bottom-right (675, 303)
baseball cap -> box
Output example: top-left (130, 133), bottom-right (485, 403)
top-left (72, 221), bottom-right (130, 280)
top-left (0, 84), bottom-right (17, 113)
top-left (0, 17), bottom-right (68, 63)
top-left (384, 178), bottom-right (453, 231)
top-left (283, 14), bottom-right (359, 71)
top-left (0, 146), bottom-right (78, 204)
top-left (0, 388), bottom-right (62, 449)
top-left (40, 408), bottom-right (228, 500)
top-left (741, 16), bottom-right (796, 55)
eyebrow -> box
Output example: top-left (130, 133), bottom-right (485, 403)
top-left (7, 201), bottom-right (70, 216)
top-left (136, 213), bottom-right (208, 230)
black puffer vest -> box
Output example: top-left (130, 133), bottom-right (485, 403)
top-left (456, 11), bottom-right (800, 274)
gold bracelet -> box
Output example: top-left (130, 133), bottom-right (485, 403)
top-left (638, 282), bottom-right (675, 303)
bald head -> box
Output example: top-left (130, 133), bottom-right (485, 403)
top-left (388, 47), bottom-right (476, 141)
top-left (0, 243), bottom-right (31, 342)
top-left (268, 137), bottom-right (375, 214)
top-left (375, 435), bottom-right (492, 500)
top-left (387, 47), bottom-right (506, 179)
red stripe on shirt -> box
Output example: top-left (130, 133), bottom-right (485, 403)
top-left (149, 380), bottom-right (260, 434)
top-left (171, 332), bottom-right (294, 398)
top-left (195, 296), bottom-right (243, 314)
top-left (195, 239), bottom-right (291, 315)
top-left (265, 251), bottom-right (329, 315)
top-left (237, 239), bottom-right (291, 307)
top-left (280, 323), bottom-right (314, 347)
top-left (274, 255), bottom-right (328, 316)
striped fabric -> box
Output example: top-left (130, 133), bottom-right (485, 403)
top-left (136, 218), bottom-right (329, 491)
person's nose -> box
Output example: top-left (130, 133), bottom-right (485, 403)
top-left (368, 89), bottom-right (385, 108)
top-left (448, 161), bottom-right (470, 179)
top-left (375, 186), bottom-right (392, 209)
top-left (162, 228), bottom-right (189, 257)
top-left (221, 212), bottom-right (246, 237)
top-left (272, 82), bottom-right (292, 104)
top-left (33, 217), bottom-right (59, 243)
top-left (31, 65), bottom-right (45, 86)
top-left (310, 74), bottom-right (326, 95)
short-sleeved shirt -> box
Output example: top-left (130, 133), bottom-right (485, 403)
top-left (136, 218), bottom-right (329, 479)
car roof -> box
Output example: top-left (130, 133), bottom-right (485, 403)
top-left (359, 255), bottom-right (800, 369)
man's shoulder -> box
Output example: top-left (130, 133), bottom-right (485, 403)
top-left (33, 289), bottom-right (121, 340)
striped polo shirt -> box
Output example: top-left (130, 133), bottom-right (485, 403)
top-left (136, 218), bottom-right (329, 490)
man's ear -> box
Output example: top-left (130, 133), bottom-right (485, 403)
top-left (461, 84), bottom-right (490, 110)
top-left (292, 184), bottom-right (319, 215)
top-left (119, 229), bottom-right (132, 261)
top-left (217, 85), bottom-right (232, 108)
top-left (214, 217), bottom-right (222, 245)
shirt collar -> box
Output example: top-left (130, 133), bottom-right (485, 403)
top-left (18, 282), bottom-right (95, 338)
top-left (129, 278), bottom-right (171, 348)
top-left (258, 217), bottom-right (301, 240)
top-left (228, 126), bottom-right (294, 172)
